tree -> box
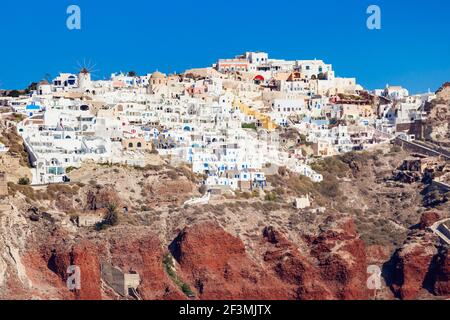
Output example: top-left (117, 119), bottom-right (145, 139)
top-left (104, 203), bottom-right (119, 226)
top-left (128, 71), bottom-right (137, 77)
top-left (95, 203), bottom-right (120, 230)
top-left (7, 90), bottom-right (20, 97)
top-left (25, 82), bottom-right (38, 94)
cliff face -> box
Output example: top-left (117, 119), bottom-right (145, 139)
top-left (44, 241), bottom-right (102, 300)
top-left (262, 226), bottom-right (335, 300)
top-left (1, 215), bottom-right (370, 300)
top-left (169, 222), bottom-right (294, 300)
top-left (22, 228), bottom-right (186, 300)
top-left (1, 212), bottom-right (449, 300)
top-left (105, 230), bottom-right (185, 300)
top-left (0, 155), bottom-right (448, 300)
top-left (389, 233), bottom-right (438, 300)
top-left (388, 212), bottom-right (448, 300)
top-left (424, 83), bottom-right (450, 144)
top-left (308, 219), bottom-right (369, 299)
top-left (434, 248), bottom-right (450, 296)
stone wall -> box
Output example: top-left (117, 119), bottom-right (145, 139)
top-left (0, 172), bottom-right (8, 197)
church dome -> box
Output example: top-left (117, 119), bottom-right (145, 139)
top-left (150, 71), bottom-right (166, 79)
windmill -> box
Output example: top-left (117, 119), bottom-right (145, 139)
top-left (75, 59), bottom-right (99, 90)
top-left (75, 58), bottom-right (99, 76)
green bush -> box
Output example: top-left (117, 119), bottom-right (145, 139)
top-left (264, 192), bottom-right (278, 202)
top-left (241, 123), bottom-right (257, 130)
top-left (95, 203), bottom-right (120, 230)
top-left (163, 253), bottom-right (195, 297)
top-left (18, 177), bottom-right (30, 185)
top-left (181, 283), bottom-right (194, 296)
top-left (65, 166), bottom-right (77, 173)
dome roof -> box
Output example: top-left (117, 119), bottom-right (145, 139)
top-left (151, 71), bottom-right (166, 79)
top-left (26, 104), bottom-right (41, 110)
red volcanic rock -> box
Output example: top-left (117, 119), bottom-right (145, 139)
top-left (22, 227), bottom-right (184, 300)
top-left (307, 218), bottom-right (369, 300)
top-left (419, 211), bottom-right (441, 230)
top-left (20, 249), bottom-right (72, 300)
top-left (262, 226), bottom-right (334, 300)
top-left (434, 248), bottom-right (450, 296)
top-left (70, 242), bottom-right (102, 300)
top-left (388, 211), bottom-right (448, 300)
top-left (390, 233), bottom-right (438, 300)
top-left (106, 229), bottom-right (185, 300)
top-left (170, 222), bottom-right (293, 299)
top-left (261, 219), bottom-right (370, 300)
top-left (366, 245), bottom-right (391, 265)
top-left (44, 241), bottom-right (102, 300)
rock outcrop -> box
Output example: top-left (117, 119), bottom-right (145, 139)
top-left (169, 222), bottom-right (293, 299)
top-left (389, 232), bottom-right (438, 299)
top-left (167, 217), bottom-right (370, 300)
top-left (1, 204), bottom-right (447, 300)
top-left (305, 218), bottom-right (369, 299)
top-left (433, 248), bottom-right (450, 296)
top-left (388, 212), bottom-right (448, 300)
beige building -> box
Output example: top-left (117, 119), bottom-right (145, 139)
top-left (312, 140), bottom-right (334, 157)
top-left (122, 137), bottom-right (152, 152)
top-left (101, 263), bottom-right (141, 297)
top-left (147, 71), bottom-right (168, 95)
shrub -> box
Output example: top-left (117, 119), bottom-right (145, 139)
top-left (18, 177), bottom-right (30, 185)
top-left (163, 253), bottom-right (195, 297)
top-left (181, 283), bottom-right (194, 296)
top-left (278, 166), bottom-right (288, 176)
top-left (264, 192), bottom-right (278, 202)
top-left (239, 191), bottom-right (252, 199)
top-left (65, 166), bottom-right (77, 174)
top-left (390, 145), bottom-right (402, 153)
top-left (104, 203), bottom-right (119, 225)
top-left (176, 165), bottom-right (197, 182)
top-left (95, 203), bottom-right (120, 230)
top-left (241, 123), bottom-right (257, 130)
top-left (317, 176), bottom-right (341, 198)
top-left (252, 189), bottom-right (260, 197)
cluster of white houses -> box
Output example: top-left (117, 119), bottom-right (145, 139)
top-left (3, 52), bottom-right (434, 188)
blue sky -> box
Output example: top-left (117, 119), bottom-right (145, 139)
top-left (0, 0), bottom-right (449, 93)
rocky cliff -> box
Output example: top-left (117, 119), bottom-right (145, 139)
top-left (0, 147), bottom-right (449, 300)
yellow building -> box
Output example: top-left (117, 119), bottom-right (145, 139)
top-left (233, 99), bottom-right (277, 131)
